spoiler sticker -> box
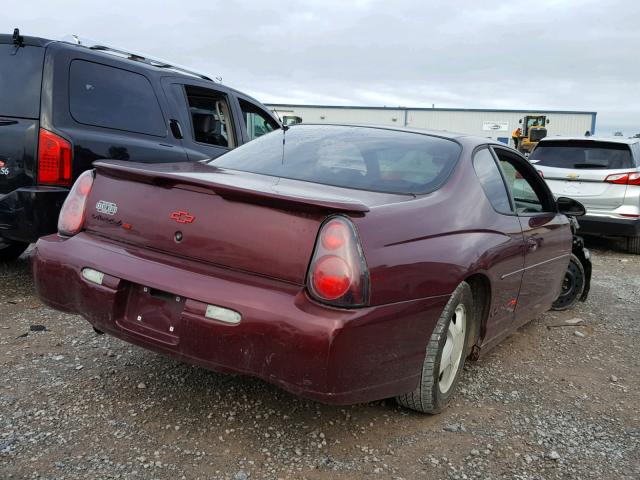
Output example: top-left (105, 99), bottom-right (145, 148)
top-left (96, 200), bottom-right (118, 216)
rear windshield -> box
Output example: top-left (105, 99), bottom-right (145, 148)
top-left (530, 140), bottom-right (635, 169)
top-left (211, 125), bottom-right (462, 195)
top-left (0, 44), bottom-right (44, 118)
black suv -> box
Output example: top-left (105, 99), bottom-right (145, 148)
top-left (0, 30), bottom-right (280, 260)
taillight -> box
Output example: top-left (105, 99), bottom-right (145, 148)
top-left (307, 216), bottom-right (369, 307)
top-left (605, 172), bottom-right (640, 185)
top-left (38, 128), bottom-right (73, 186)
top-left (58, 170), bottom-right (94, 236)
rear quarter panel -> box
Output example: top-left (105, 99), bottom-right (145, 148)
top-left (351, 145), bottom-right (532, 346)
top-left (353, 152), bottom-right (521, 302)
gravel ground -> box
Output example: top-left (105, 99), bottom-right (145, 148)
top-left (1, 239), bottom-right (638, 479)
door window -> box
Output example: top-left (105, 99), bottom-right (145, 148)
top-left (69, 60), bottom-right (166, 136)
top-left (473, 148), bottom-right (513, 214)
top-left (493, 149), bottom-right (555, 215)
top-left (239, 99), bottom-right (279, 141)
top-left (184, 86), bottom-right (235, 148)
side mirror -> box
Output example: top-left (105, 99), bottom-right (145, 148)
top-left (519, 119), bottom-right (523, 124)
top-left (546, 118), bottom-right (550, 124)
top-left (557, 196), bottom-right (585, 216)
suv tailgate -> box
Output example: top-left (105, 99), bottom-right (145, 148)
top-left (531, 140), bottom-right (635, 210)
top-left (0, 42), bottom-right (44, 195)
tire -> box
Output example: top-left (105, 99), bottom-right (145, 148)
top-left (627, 236), bottom-right (640, 255)
top-left (551, 253), bottom-right (585, 311)
top-left (396, 282), bottom-right (473, 414)
top-left (0, 242), bottom-right (29, 262)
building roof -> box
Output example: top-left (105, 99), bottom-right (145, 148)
top-left (267, 103), bottom-right (597, 116)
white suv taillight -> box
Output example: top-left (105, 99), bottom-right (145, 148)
top-left (58, 170), bottom-right (94, 236)
top-left (605, 172), bottom-right (640, 185)
top-left (307, 216), bottom-right (369, 307)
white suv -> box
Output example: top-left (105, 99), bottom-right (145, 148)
top-left (530, 137), bottom-right (640, 254)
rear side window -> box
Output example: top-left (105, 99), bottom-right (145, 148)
top-left (239, 99), bottom-right (279, 141)
top-left (473, 148), bottom-right (512, 214)
top-left (211, 125), bottom-right (461, 195)
top-left (530, 140), bottom-right (634, 169)
top-left (184, 85), bottom-right (235, 148)
top-left (632, 142), bottom-right (640, 164)
top-left (69, 60), bottom-right (166, 136)
top-left (0, 44), bottom-right (44, 118)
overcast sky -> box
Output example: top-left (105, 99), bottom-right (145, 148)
top-left (3, 0), bottom-right (638, 135)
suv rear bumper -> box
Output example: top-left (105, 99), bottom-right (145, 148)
top-left (577, 215), bottom-right (640, 237)
top-left (0, 186), bottom-right (68, 244)
top-left (32, 232), bottom-right (449, 405)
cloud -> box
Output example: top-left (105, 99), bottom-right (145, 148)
top-left (3, 0), bottom-right (638, 134)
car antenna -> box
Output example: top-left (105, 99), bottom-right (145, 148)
top-left (266, 108), bottom-right (288, 165)
top-left (271, 108), bottom-right (288, 131)
top-left (11, 28), bottom-right (23, 55)
top-left (12, 28), bottom-right (23, 46)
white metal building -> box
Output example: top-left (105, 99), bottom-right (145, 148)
top-left (268, 104), bottom-right (597, 146)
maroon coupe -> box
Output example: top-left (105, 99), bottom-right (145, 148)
top-left (32, 124), bottom-right (585, 413)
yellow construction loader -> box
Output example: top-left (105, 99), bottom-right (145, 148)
top-left (514, 115), bottom-right (549, 155)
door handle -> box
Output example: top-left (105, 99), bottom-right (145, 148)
top-left (0, 119), bottom-right (18, 126)
top-left (169, 119), bottom-right (183, 139)
top-left (527, 237), bottom-right (541, 251)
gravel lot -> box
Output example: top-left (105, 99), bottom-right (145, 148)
top-left (1, 239), bottom-right (638, 480)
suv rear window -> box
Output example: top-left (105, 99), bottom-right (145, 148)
top-left (69, 60), bottom-right (166, 136)
top-left (530, 140), bottom-right (635, 169)
top-left (0, 44), bottom-right (44, 119)
top-left (211, 125), bottom-right (461, 195)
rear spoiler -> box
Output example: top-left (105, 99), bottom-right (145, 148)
top-left (93, 160), bottom-right (370, 213)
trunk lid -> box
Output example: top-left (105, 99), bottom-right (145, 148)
top-left (84, 161), bottom-right (408, 284)
top-left (0, 42), bottom-right (44, 194)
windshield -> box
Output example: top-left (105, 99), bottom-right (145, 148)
top-left (530, 141), bottom-right (635, 169)
top-left (210, 125), bottom-right (462, 195)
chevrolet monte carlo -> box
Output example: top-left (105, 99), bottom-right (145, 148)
top-left (32, 124), bottom-right (586, 413)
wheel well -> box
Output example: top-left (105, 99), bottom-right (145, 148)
top-left (465, 274), bottom-right (491, 356)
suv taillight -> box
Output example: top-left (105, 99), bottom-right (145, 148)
top-left (307, 216), bottom-right (369, 307)
top-left (38, 128), bottom-right (73, 186)
top-left (58, 170), bottom-right (94, 236)
top-left (605, 172), bottom-right (640, 186)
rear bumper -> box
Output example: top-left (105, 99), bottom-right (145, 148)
top-left (32, 233), bottom-right (449, 405)
top-left (577, 215), bottom-right (640, 237)
top-left (0, 186), bottom-right (68, 244)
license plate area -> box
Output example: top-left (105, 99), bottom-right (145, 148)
top-left (119, 284), bottom-right (185, 346)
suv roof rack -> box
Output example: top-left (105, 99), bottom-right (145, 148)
top-left (60, 34), bottom-right (218, 82)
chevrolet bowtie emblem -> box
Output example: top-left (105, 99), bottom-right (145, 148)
top-left (170, 211), bottom-right (195, 224)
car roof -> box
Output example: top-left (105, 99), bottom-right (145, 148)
top-left (1, 32), bottom-right (221, 85)
top-left (0, 34), bottom-right (53, 47)
top-left (539, 136), bottom-right (640, 145)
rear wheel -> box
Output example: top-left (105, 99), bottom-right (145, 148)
top-left (396, 282), bottom-right (473, 414)
top-left (627, 236), bottom-right (640, 255)
top-left (552, 254), bottom-right (585, 311)
top-left (0, 242), bottom-right (29, 262)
